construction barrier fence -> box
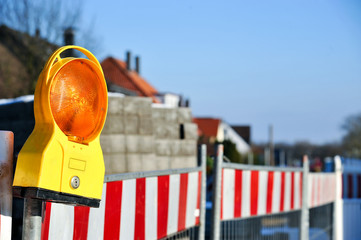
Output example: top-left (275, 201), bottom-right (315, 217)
top-left (40, 146), bottom-right (207, 240)
top-left (210, 145), bottom-right (343, 240)
top-left (0, 133), bottom-right (349, 240)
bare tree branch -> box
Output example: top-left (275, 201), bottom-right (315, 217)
top-left (0, 0), bottom-right (100, 51)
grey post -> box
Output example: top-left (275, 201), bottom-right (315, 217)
top-left (210, 144), bottom-right (223, 240)
top-left (300, 155), bottom-right (309, 240)
top-left (198, 144), bottom-right (207, 240)
top-left (0, 131), bottom-right (14, 239)
top-left (23, 198), bottom-right (43, 240)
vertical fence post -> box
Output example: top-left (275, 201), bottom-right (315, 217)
top-left (0, 131), bottom-right (14, 240)
top-left (333, 156), bottom-right (343, 240)
top-left (198, 144), bottom-right (207, 240)
top-left (22, 198), bottom-right (42, 240)
top-left (300, 155), bottom-right (309, 240)
top-left (210, 144), bottom-right (223, 240)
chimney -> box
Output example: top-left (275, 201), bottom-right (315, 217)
top-left (64, 27), bottom-right (75, 57)
top-left (126, 51), bottom-right (131, 71)
top-left (185, 99), bottom-right (190, 107)
top-left (35, 28), bottom-right (40, 38)
top-left (178, 95), bottom-right (183, 107)
top-left (135, 56), bottom-right (140, 74)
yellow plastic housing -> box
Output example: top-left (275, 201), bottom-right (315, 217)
top-left (13, 46), bottom-right (107, 203)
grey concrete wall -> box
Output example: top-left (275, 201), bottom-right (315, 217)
top-left (101, 95), bottom-right (198, 174)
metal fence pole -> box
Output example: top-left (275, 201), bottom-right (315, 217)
top-left (210, 144), bottom-right (223, 240)
top-left (22, 198), bottom-right (42, 240)
top-left (333, 156), bottom-right (343, 240)
top-left (0, 131), bottom-right (14, 240)
top-left (300, 155), bottom-right (309, 240)
top-left (198, 144), bottom-right (207, 240)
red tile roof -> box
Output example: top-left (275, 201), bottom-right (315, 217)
top-left (193, 118), bottom-right (221, 138)
top-left (101, 57), bottom-right (159, 102)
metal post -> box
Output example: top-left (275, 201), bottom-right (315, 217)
top-left (300, 155), bottom-right (309, 240)
top-left (269, 124), bottom-right (274, 166)
top-left (0, 131), bottom-right (14, 240)
top-left (198, 144), bottom-right (207, 240)
top-left (333, 156), bottom-right (343, 240)
top-left (248, 152), bottom-right (253, 165)
top-left (22, 198), bottom-right (43, 240)
top-left (264, 147), bottom-right (270, 166)
top-left (210, 144), bottom-right (223, 240)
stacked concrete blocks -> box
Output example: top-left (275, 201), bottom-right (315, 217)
top-left (101, 96), bottom-right (155, 174)
top-left (100, 96), bottom-right (127, 174)
top-left (152, 105), bottom-right (198, 169)
top-left (101, 95), bottom-right (198, 174)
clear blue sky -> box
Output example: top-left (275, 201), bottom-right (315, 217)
top-left (82, 0), bottom-right (361, 144)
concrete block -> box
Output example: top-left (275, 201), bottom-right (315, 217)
top-left (124, 115), bottom-right (139, 134)
top-left (104, 153), bottom-right (127, 174)
top-left (154, 123), bottom-right (179, 139)
top-left (141, 154), bottom-right (157, 171)
top-left (184, 123), bottom-right (198, 140)
top-left (152, 107), bottom-right (166, 122)
top-left (126, 153), bottom-right (143, 172)
top-left (125, 135), bottom-right (139, 153)
top-left (169, 140), bottom-right (182, 156)
top-left (138, 135), bottom-right (155, 153)
top-left (177, 108), bottom-right (192, 123)
top-left (153, 124), bottom-right (167, 139)
top-left (100, 134), bottom-right (125, 153)
top-left (137, 97), bottom-right (152, 116)
top-left (180, 140), bottom-right (197, 156)
top-left (123, 97), bottom-right (139, 116)
top-left (107, 96), bottom-right (124, 114)
top-left (183, 156), bottom-right (197, 168)
top-left (156, 139), bottom-right (172, 156)
top-left (152, 107), bottom-right (178, 123)
top-left (139, 117), bottom-right (153, 135)
top-left (169, 156), bottom-right (185, 169)
top-left (156, 156), bottom-right (171, 170)
top-left (102, 115), bottom-right (124, 134)
top-left (170, 156), bottom-right (197, 169)
top-left (165, 123), bottom-right (179, 139)
top-left (164, 108), bottom-right (177, 123)
top-left (124, 97), bottom-right (152, 116)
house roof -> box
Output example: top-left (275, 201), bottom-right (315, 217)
top-left (231, 126), bottom-right (251, 144)
top-left (193, 118), bottom-right (221, 138)
top-left (101, 57), bottom-right (159, 102)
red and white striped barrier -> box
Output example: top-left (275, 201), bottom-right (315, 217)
top-left (221, 169), bottom-right (302, 220)
top-left (41, 171), bottom-right (202, 240)
top-left (308, 173), bottom-right (337, 208)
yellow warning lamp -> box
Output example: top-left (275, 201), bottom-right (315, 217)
top-left (13, 46), bottom-right (107, 207)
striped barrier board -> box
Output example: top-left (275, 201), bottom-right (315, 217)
top-left (221, 168), bottom-right (303, 220)
top-left (41, 171), bottom-right (202, 240)
top-left (308, 173), bottom-right (337, 208)
top-left (212, 150), bottom-right (343, 240)
top-left (0, 212), bottom-right (12, 240)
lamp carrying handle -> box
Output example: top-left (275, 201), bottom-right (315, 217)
top-left (44, 45), bottom-right (102, 85)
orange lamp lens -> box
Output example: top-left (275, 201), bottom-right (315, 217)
top-left (50, 60), bottom-right (105, 143)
